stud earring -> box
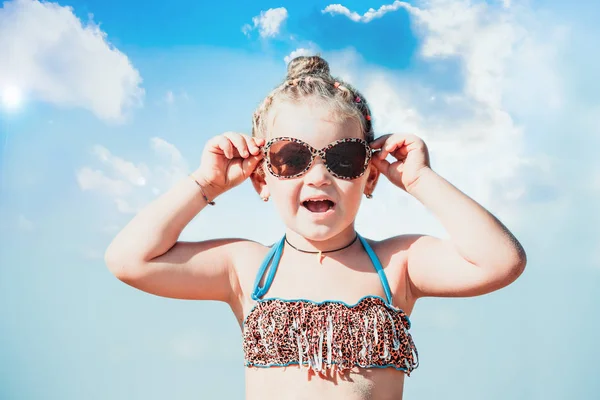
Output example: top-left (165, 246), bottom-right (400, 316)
top-left (365, 193), bottom-right (373, 199)
top-left (262, 196), bottom-right (269, 202)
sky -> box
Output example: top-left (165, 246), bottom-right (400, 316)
top-left (0, 0), bottom-right (599, 399)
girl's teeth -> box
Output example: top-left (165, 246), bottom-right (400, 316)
top-left (303, 200), bottom-right (334, 213)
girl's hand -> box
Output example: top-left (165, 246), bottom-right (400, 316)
top-left (193, 132), bottom-right (265, 198)
top-left (370, 133), bottom-right (432, 193)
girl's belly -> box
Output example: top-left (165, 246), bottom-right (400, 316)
top-left (245, 365), bottom-right (405, 400)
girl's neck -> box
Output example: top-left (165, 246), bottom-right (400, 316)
top-left (284, 226), bottom-right (358, 254)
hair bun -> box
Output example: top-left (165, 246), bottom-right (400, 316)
top-left (286, 55), bottom-right (330, 80)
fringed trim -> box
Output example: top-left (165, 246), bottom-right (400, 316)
top-left (242, 296), bottom-right (419, 376)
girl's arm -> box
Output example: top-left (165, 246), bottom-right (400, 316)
top-left (104, 171), bottom-right (245, 303)
top-left (105, 133), bottom-right (264, 303)
top-left (404, 168), bottom-right (527, 299)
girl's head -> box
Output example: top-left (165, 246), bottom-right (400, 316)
top-left (251, 55), bottom-right (375, 143)
top-left (250, 55), bottom-right (380, 242)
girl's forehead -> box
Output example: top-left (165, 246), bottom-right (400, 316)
top-left (268, 101), bottom-right (362, 145)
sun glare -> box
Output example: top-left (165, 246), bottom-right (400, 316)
top-left (2, 85), bottom-right (24, 111)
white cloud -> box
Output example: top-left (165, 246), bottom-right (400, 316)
top-left (77, 137), bottom-right (189, 214)
top-left (151, 137), bottom-right (186, 167)
top-left (320, 0), bottom-right (572, 240)
top-left (150, 137), bottom-right (189, 189)
top-left (242, 7), bottom-right (288, 38)
top-left (323, 1), bottom-right (564, 114)
top-left (92, 145), bottom-right (148, 186)
top-left (284, 47), bottom-right (320, 64)
top-left (114, 198), bottom-right (138, 214)
top-left (321, 4), bottom-right (362, 22)
top-left (0, 0), bottom-right (144, 121)
top-left (404, 0), bottom-right (565, 114)
top-left (322, 1), bottom-right (407, 23)
top-left (76, 167), bottom-right (131, 197)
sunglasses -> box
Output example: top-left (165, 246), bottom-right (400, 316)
top-left (261, 137), bottom-right (378, 180)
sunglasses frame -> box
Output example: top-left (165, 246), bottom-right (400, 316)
top-left (262, 136), bottom-right (378, 180)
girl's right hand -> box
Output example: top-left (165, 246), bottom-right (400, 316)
top-left (193, 132), bottom-right (265, 198)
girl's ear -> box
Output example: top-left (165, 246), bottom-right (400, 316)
top-left (250, 163), bottom-right (270, 199)
top-left (364, 164), bottom-right (380, 196)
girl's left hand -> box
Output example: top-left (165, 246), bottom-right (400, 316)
top-left (369, 133), bottom-right (432, 193)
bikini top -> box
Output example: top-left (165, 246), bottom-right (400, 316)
top-left (242, 234), bottom-right (419, 376)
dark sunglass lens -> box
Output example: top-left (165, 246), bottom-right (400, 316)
top-left (268, 140), bottom-right (311, 176)
top-left (326, 141), bottom-right (367, 178)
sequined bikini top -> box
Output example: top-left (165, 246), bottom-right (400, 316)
top-left (242, 234), bottom-right (419, 375)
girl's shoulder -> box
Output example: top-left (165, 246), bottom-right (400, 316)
top-left (359, 234), bottom-right (414, 267)
top-left (225, 238), bottom-right (272, 275)
top-left (225, 239), bottom-right (275, 324)
top-left (362, 235), bottom-right (416, 304)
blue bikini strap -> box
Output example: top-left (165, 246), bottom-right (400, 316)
top-left (357, 234), bottom-right (393, 305)
top-left (250, 236), bottom-right (286, 301)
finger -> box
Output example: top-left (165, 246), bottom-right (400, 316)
top-left (385, 135), bottom-right (407, 152)
top-left (369, 134), bottom-right (391, 150)
top-left (377, 137), bottom-right (400, 160)
top-left (245, 135), bottom-right (260, 156)
top-left (370, 154), bottom-right (391, 177)
top-left (385, 141), bottom-right (398, 152)
top-left (216, 135), bottom-right (234, 159)
top-left (253, 136), bottom-right (266, 147)
top-left (378, 145), bottom-right (394, 160)
top-left (385, 138), bottom-right (412, 161)
top-left (223, 132), bottom-right (249, 158)
top-left (242, 154), bottom-right (264, 177)
top-left (381, 144), bottom-right (398, 161)
top-left (378, 148), bottom-right (388, 160)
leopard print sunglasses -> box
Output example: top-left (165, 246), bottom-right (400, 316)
top-left (261, 137), bottom-right (378, 180)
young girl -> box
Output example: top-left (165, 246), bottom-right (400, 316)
top-left (105, 56), bottom-right (527, 399)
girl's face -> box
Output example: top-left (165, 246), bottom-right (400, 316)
top-left (252, 100), bottom-right (379, 242)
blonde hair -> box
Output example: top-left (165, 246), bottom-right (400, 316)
top-left (251, 55), bottom-right (374, 143)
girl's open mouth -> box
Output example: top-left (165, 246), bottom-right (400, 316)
top-left (302, 199), bottom-right (335, 213)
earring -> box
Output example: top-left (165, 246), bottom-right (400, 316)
top-left (262, 196), bottom-right (269, 202)
top-left (365, 193), bottom-right (373, 199)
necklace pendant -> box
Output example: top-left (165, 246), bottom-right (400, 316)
top-left (318, 251), bottom-right (324, 264)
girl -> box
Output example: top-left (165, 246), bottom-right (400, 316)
top-left (105, 56), bottom-right (527, 400)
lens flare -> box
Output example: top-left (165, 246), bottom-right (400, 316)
top-left (2, 85), bottom-right (24, 111)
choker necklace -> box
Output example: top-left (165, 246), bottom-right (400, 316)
top-left (285, 234), bottom-right (359, 263)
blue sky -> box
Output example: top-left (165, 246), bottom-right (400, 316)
top-left (1, 0), bottom-right (599, 399)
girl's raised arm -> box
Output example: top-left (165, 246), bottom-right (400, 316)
top-left (104, 133), bottom-right (265, 304)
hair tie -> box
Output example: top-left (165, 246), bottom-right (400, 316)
top-left (366, 115), bottom-right (371, 121)
top-left (355, 96), bottom-right (361, 103)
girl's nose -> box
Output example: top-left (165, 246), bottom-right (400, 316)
top-left (304, 156), bottom-right (331, 186)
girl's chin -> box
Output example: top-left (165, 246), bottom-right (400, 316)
top-left (289, 210), bottom-right (354, 239)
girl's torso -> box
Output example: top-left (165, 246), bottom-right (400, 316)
top-left (229, 234), bottom-right (418, 400)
